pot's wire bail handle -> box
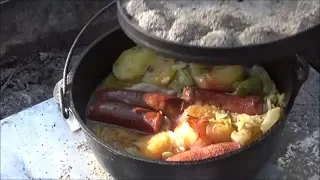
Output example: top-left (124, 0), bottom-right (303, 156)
top-left (295, 54), bottom-right (310, 87)
top-left (60, 0), bottom-right (117, 119)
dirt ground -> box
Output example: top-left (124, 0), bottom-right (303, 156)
top-left (0, 48), bottom-right (84, 119)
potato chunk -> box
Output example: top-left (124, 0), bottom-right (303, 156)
top-left (134, 132), bottom-right (171, 160)
top-left (113, 47), bottom-right (154, 81)
top-left (142, 58), bottom-right (176, 86)
top-left (190, 64), bottom-right (245, 92)
top-left (174, 121), bottom-right (198, 150)
top-left (231, 128), bottom-right (252, 146)
top-left (206, 123), bottom-right (235, 144)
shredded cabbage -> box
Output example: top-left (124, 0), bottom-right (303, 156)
top-left (126, 83), bottom-right (177, 95)
top-left (234, 114), bottom-right (262, 131)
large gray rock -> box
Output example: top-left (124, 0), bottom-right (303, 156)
top-left (0, 0), bottom-right (118, 59)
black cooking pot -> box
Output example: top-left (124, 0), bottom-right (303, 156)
top-left (117, 0), bottom-right (320, 66)
top-left (58, 26), bottom-right (309, 180)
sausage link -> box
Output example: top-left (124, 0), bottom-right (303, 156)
top-left (182, 87), bottom-right (263, 115)
top-left (87, 101), bottom-right (163, 134)
top-left (166, 142), bottom-right (241, 162)
top-left (93, 89), bottom-right (187, 124)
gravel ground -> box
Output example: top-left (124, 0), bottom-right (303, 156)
top-left (0, 48), bottom-right (83, 119)
top-left (270, 67), bottom-right (320, 180)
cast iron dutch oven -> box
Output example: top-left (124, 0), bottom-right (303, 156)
top-left (56, 1), bottom-right (313, 179)
top-left (57, 26), bottom-right (309, 179)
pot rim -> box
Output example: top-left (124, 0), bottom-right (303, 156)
top-left (69, 26), bottom-right (295, 166)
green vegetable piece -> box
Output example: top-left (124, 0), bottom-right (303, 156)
top-left (112, 47), bottom-right (155, 81)
top-left (249, 66), bottom-right (276, 95)
top-left (169, 69), bottom-right (194, 91)
top-left (233, 77), bottom-right (263, 96)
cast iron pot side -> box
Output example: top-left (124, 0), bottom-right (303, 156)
top-left (68, 27), bottom-right (306, 180)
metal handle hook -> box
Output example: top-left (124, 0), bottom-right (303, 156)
top-left (60, 0), bottom-right (117, 119)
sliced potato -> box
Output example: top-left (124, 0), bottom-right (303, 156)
top-left (134, 132), bottom-right (171, 160)
top-left (113, 47), bottom-right (155, 81)
top-left (184, 105), bottom-right (217, 119)
top-left (189, 63), bottom-right (211, 76)
top-left (190, 64), bottom-right (245, 92)
top-left (142, 57), bottom-right (176, 86)
top-left (173, 121), bottom-right (198, 149)
top-left (206, 123), bottom-right (235, 144)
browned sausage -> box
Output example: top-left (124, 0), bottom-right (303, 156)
top-left (87, 101), bottom-right (163, 134)
top-left (166, 142), bottom-right (241, 162)
top-left (181, 87), bottom-right (263, 115)
top-left (92, 89), bottom-right (187, 126)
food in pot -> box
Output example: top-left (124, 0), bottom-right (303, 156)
top-left (189, 64), bottom-right (245, 92)
top-left (166, 142), bottom-right (241, 162)
top-left (181, 87), bottom-right (263, 115)
top-left (88, 101), bottom-right (164, 134)
top-left (86, 47), bottom-right (285, 162)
